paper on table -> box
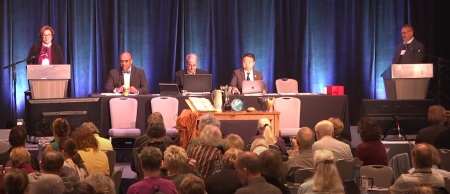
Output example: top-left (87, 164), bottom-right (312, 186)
top-left (100, 93), bottom-right (122, 96)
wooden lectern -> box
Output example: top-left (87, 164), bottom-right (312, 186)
top-left (27, 65), bottom-right (71, 99)
top-left (381, 63), bottom-right (433, 99)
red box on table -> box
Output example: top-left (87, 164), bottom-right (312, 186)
top-left (326, 85), bottom-right (344, 95)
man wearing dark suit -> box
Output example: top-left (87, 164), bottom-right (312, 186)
top-left (392, 24), bottom-right (425, 64)
top-left (104, 52), bottom-right (149, 94)
top-left (174, 53), bottom-right (208, 90)
top-left (230, 53), bottom-right (267, 94)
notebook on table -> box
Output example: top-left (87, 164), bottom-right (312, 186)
top-left (159, 83), bottom-right (180, 96)
top-left (183, 74), bottom-right (212, 94)
top-left (242, 80), bottom-right (265, 94)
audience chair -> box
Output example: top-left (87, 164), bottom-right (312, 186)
top-left (335, 158), bottom-right (362, 181)
top-left (388, 153), bottom-right (411, 180)
top-left (111, 167), bottom-right (124, 194)
top-left (132, 148), bottom-right (144, 181)
top-left (360, 165), bottom-right (393, 188)
top-left (109, 97), bottom-right (142, 144)
top-left (274, 97), bottom-right (301, 137)
top-left (151, 96), bottom-right (179, 138)
top-left (438, 149), bottom-right (450, 172)
top-left (275, 78), bottom-right (299, 93)
top-left (104, 150), bottom-right (117, 176)
top-left (293, 168), bottom-right (314, 184)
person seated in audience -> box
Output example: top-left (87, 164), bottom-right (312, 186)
top-left (71, 126), bottom-right (110, 176)
top-left (81, 122), bottom-right (113, 151)
top-left (187, 113), bottom-right (221, 154)
top-left (0, 126), bottom-right (40, 171)
top-left (285, 127), bottom-right (315, 182)
top-left (63, 182), bottom-right (95, 194)
top-left (355, 117), bottom-right (387, 166)
top-left (312, 120), bottom-right (352, 160)
top-left (206, 148), bottom-right (244, 194)
top-left (46, 117), bottom-right (71, 152)
top-left (408, 143), bottom-right (450, 178)
top-left (297, 149), bottom-right (344, 194)
top-left (84, 173), bottom-right (115, 194)
top-left (179, 173), bottom-right (207, 194)
top-left (3, 168), bottom-right (29, 194)
top-left (163, 145), bottom-right (198, 189)
top-left (223, 133), bottom-right (245, 152)
top-left (250, 138), bottom-right (269, 155)
top-left (248, 118), bottom-right (287, 155)
top-left (415, 105), bottom-right (450, 149)
top-left (127, 147), bottom-right (177, 194)
top-left (259, 149), bottom-right (290, 194)
top-left (408, 183), bottom-right (436, 194)
top-left (28, 150), bottom-right (66, 194)
top-left (389, 143), bottom-right (445, 194)
top-left (328, 117), bottom-right (351, 147)
top-left (10, 147), bottom-right (36, 174)
top-left (234, 151), bottom-right (282, 194)
top-left (58, 137), bottom-right (88, 185)
top-left (188, 125), bottom-right (223, 180)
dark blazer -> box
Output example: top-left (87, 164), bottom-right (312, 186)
top-left (392, 39), bottom-right (425, 64)
top-left (104, 66), bottom-right (149, 94)
top-left (174, 68), bottom-right (208, 89)
top-left (234, 177), bottom-right (282, 194)
top-left (229, 68), bottom-right (267, 92)
top-left (27, 42), bottom-right (64, 64)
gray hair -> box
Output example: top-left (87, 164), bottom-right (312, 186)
top-left (198, 114), bottom-right (221, 131)
top-left (185, 53), bottom-right (199, 64)
top-left (199, 125), bottom-right (222, 147)
top-left (84, 173), bottom-right (116, 194)
top-left (314, 120), bottom-right (334, 138)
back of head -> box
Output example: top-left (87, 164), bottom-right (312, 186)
top-left (163, 145), bottom-right (188, 174)
top-left (258, 118), bottom-right (277, 144)
top-left (428, 105), bottom-right (447, 125)
top-left (140, 146), bottom-right (163, 171)
top-left (84, 173), bottom-right (115, 194)
top-left (179, 173), bottom-right (205, 194)
top-left (409, 183), bottom-right (435, 194)
top-left (147, 112), bottom-right (164, 128)
top-left (357, 117), bottom-right (382, 141)
top-left (9, 125), bottom-right (27, 147)
top-left (4, 168), bottom-right (29, 194)
top-left (314, 120), bottom-right (334, 138)
top-left (296, 127), bottom-right (315, 149)
top-left (41, 150), bottom-right (64, 174)
top-left (223, 133), bottom-right (244, 151)
top-left (235, 151), bottom-right (262, 175)
top-left (258, 149), bottom-right (283, 179)
top-left (222, 148), bottom-right (242, 168)
top-left (51, 117), bottom-right (71, 138)
top-left (64, 182), bottom-right (96, 194)
top-left (198, 114), bottom-right (220, 131)
top-left (250, 138), bottom-right (268, 154)
top-left (312, 149), bottom-right (343, 192)
top-left (199, 124), bottom-right (222, 147)
top-left (412, 143), bottom-right (433, 169)
top-left (10, 147), bottom-right (31, 168)
top-left (328, 117), bottom-right (344, 137)
top-left (58, 137), bottom-right (85, 169)
top-left (146, 122), bottom-right (166, 139)
top-left (81, 122), bottom-right (100, 134)
top-left (71, 126), bottom-right (99, 150)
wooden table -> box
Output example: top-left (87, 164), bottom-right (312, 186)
top-left (198, 111), bottom-right (280, 136)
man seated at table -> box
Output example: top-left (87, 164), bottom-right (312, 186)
top-left (104, 51), bottom-right (149, 94)
top-left (230, 53), bottom-right (267, 94)
top-left (174, 53), bottom-right (208, 90)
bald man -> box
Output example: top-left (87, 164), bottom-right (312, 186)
top-left (104, 51), bottom-right (149, 94)
top-left (285, 127), bottom-right (315, 182)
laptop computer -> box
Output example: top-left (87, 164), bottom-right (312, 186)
top-left (242, 80), bottom-right (265, 94)
top-left (183, 74), bottom-right (212, 93)
top-left (159, 83), bottom-right (180, 96)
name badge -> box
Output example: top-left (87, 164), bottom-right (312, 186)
top-left (400, 50), bottom-right (406, 56)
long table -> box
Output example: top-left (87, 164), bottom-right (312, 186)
top-left (90, 94), bottom-right (351, 141)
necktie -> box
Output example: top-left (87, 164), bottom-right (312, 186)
top-left (246, 72), bottom-right (250, 81)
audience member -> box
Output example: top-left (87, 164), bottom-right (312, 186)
top-left (174, 53), bottom-right (208, 90)
top-left (46, 117), bottom-right (71, 152)
top-left (297, 149), bottom-right (344, 194)
top-left (3, 168), bottom-right (29, 194)
top-left (127, 147), bottom-right (177, 194)
top-left (249, 118), bottom-right (287, 155)
top-left (64, 182), bottom-right (95, 194)
top-left (408, 183), bottom-right (436, 194)
top-left (28, 150), bottom-right (66, 194)
top-left (81, 122), bottom-right (113, 151)
top-left (58, 137), bottom-right (88, 185)
top-left (259, 149), bottom-right (290, 194)
top-left (285, 127), bottom-right (315, 182)
top-left (408, 143), bottom-right (450, 177)
top-left (71, 126), bottom-right (110, 176)
top-left (179, 173), bottom-right (206, 194)
top-left (0, 126), bottom-right (40, 171)
top-left (234, 151), bottom-right (281, 194)
top-left (328, 117), bottom-right (351, 146)
top-left (389, 143), bottom-right (445, 194)
top-left (312, 120), bottom-right (352, 160)
top-left (206, 148), bottom-right (243, 194)
top-left (84, 173), bottom-right (115, 194)
top-left (163, 145), bottom-right (197, 189)
top-left (9, 147), bottom-right (36, 174)
top-left (230, 53), bottom-right (267, 94)
top-left (355, 117), bottom-right (387, 166)
top-left (223, 133), bottom-right (245, 151)
top-left (104, 51), bottom-right (149, 94)
top-left (250, 138), bottom-right (269, 155)
top-left (186, 113), bottom-right (221, 154)
top-left (188, 125), bottom-right (223, 180)
top-left (415, 105), bottom-right (450, 149)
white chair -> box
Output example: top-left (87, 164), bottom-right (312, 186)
top-left (438, 149), bottom-right (450, 172)
top-left (109, 97), bottom-right (141, 139)
top-left (275, 78), bottom-right (298, 93)
top-left (360, 165), bottom-right (393, 188)
top-left (274, 97), bottom-right (301, 137)
top-left (151, 96), bottom-right (179, 138)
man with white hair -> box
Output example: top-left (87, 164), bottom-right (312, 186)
top-left (312, 120), bottom-right (352, 160)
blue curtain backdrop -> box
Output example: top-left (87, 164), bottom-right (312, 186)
top-left (1, 0), bottom-right (450, 127)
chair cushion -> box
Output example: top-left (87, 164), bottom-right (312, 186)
top-left (109, 128), bottom-right (141, 137)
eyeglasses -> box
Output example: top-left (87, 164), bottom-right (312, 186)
top-left (42, 34), bottom-right (53, 37)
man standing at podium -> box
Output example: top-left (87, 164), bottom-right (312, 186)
top-left (104, 51), bottom-right (149, 94)
top-left (392, 24), bottom-right (425, 64)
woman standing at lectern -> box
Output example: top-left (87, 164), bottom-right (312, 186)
top-left (27, 25), bottom-right (64, 64)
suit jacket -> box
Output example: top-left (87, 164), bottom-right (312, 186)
top-left (174, 68), bottom-right (208, 89)
top-left (312, 136), bottom-right (353, 161)
top-left (392, 39), bottom-right (425, 64)
top-left (235, 177), bottom-right (282, 194)
top-left (104, 66), bottom-right (149, 94)
top-left (27, 42), bottom-right (64, 64)
top-left (229, 68), bottom-right (267, 92)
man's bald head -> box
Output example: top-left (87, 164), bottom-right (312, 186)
top-left (234, 151), bottom-right (261, 174)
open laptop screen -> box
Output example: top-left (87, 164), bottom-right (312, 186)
top-left (242, 80), bottom-right (265, 94)
top-left (159, 83), bottom-right (180, 95)
top-left (183, 74), bottom-right (212, 93)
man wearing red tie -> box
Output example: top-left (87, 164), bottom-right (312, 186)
top-left (230, 53), bottom-right (267, 94)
